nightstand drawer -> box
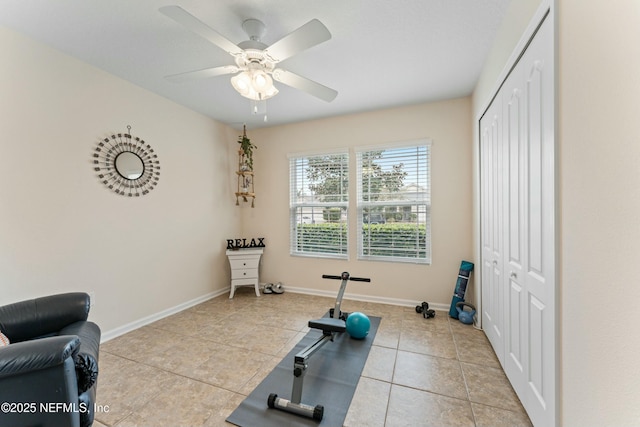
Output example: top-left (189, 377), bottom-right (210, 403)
top-left (231, 268), bottom-right (258, 280)
top-left (229, 257), bottom-right (260, 270)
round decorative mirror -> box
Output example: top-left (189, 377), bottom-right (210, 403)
top-left (115, 152), bottom-right (144, 179)
top-left (93, 126), bottom-right (160, 197)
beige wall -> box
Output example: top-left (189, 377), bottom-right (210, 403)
top-left (558, 2), bottom-right (640, 425)
top-left (238, 98), bottom-right (473, 306)
top-left (0, 27), bottom-right (240, 334)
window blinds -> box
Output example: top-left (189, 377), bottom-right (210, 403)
top-left (356, 142), bottom-right (431, 263)
top-left (289, 151), bottom-right (349, 258)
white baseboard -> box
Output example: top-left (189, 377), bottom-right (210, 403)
top-left (100, 288), bottom-right (227, 343)
top-left (283, 285), bottom-right (451, 312)
top-left (102, 286), bottom-right (452, 343)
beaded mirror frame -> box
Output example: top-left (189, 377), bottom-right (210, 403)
top-left (92, 126), bottom-right (160, 197)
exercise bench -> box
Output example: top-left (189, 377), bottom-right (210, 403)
top-left (267, 271), bottom-right (370, 421)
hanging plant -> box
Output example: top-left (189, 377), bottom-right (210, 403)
top-left (238, 125), bottom-right (256, 171)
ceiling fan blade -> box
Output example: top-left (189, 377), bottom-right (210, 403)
top-left (264, 19), bottom-right (331, 63)
top-left (160, 6), bottom-right (243, 56)
top-left (165, 65), bottom-right (239, 83)
top-left (272, 69), bottom-right (337, 102)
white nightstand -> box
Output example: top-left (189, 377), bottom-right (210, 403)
top-left (226, 248), bottom-right (263, 298)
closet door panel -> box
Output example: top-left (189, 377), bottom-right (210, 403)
top-left (503, 69), bottom-right (527, 393)
top-left (507, 87), bottom-right (525, 272)
top-left (522, 16), bottom-right (555, 427)
top-left (527, 62), bottom-right (544, 277)
top-left (528, 293), bottom-right (546, 404)
top-left (508, 278), bottom-right (524, 370)
top-left (480, 103), bottom-right (505, 362)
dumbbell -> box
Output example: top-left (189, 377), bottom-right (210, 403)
top-left (415, 301), bottom-right (435, 319)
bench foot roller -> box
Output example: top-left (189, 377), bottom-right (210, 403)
top-left (268, 393), bottom-right (324, 421)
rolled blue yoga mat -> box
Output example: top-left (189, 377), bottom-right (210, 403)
top-left (449, 261), bottom-right (474, 319)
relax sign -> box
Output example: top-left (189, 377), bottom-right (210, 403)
top-left (226, 238), bottom-right (265, 250)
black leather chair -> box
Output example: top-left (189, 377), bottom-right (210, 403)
top-left (0, 293), bottom-right (100, 427)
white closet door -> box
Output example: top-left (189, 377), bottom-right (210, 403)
top-left (503, 64), bottom-right (527, 396)
top-left (480, 100), bottom-right (505, 361)
top-left (521, 16), bottom-right (555, 426)
top-left (480, 14), bottom-right (555, 427)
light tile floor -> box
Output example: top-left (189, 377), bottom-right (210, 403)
top-left (94, 289), bottom-right (532, 427)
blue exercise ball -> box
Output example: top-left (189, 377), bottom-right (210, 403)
top-left (346, 312), bottom-right (370, 339)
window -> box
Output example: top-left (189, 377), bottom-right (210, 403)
top-left (356, 141), bottom-right (431, 263)
top-left (289, 151), bottom-right (348, 258)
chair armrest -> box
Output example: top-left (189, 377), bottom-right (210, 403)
top-left (59, 321), bottom-right (100, 362)
top-left (59, 321), bottom-right (100, 392)
top-left (0, 335), bottom-right (80, 379)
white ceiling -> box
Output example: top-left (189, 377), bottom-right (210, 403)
top-left (0, 0), bottom-right (511, 130)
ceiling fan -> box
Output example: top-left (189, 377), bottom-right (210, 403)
top-left (159, 6), bottom-right (338, 103)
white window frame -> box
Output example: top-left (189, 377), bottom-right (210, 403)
top-left (356, 140), bottom-right (432, 264)
top-left (289, 149), bottom-right (349, 259)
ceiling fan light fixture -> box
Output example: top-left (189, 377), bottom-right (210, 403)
top-left (231, 70), bottom-right (278, 101)
top-left (252, 70), bottom-right (270, 90)
top-left (230, 72), bottom-right (251, 96)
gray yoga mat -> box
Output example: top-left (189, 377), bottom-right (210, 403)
top-left (226, 314), bottom-right (380, 427)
